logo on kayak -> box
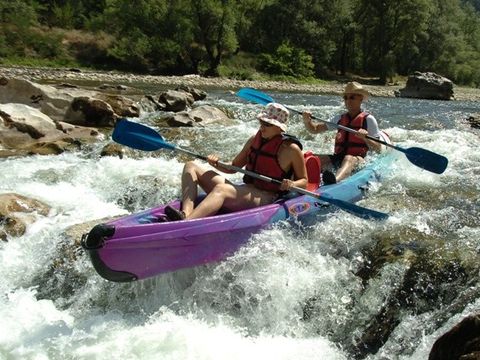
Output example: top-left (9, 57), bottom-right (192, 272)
top-left (289, 202), bottom-right (311, 216)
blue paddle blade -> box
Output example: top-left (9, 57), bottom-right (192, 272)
top-left (236, 88), bottom-right (274, 105)
top-left (404, 147), bottom-right (448, 174)
top-left (112, 119), bottom-right (176, 151)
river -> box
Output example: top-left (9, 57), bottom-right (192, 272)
top-left (1, 89), bottom-right (479, 359)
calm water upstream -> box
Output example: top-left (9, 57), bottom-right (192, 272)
top-left (1, 89), bottom-right (479, 359)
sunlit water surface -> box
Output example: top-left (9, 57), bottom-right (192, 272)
top-left (1, 90), bottom-right (479, 359)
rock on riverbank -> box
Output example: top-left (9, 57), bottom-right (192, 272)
top-left (2, 65), bottom-right (480, 101)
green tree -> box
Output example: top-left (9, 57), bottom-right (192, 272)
top-left (330, 0), bottom-right (357, 76)
top-left (234, 0), bottom-right (274, 52)
top-left (354, 0), bottom-right (432, 83)
top-left (190, 0), bottom-right (238, 76)
top-left (253, 0), bottom-right (348, 76)
top-left (104, 0), bottom-right (194, 73)
top-left (0, 0), bottom-right (39, 57)
top-left (34, 0), bottom-right (107, 28)
top-left (259, 41), bottom-right (314, 77)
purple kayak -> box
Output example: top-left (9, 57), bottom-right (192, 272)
top-left (82, 153), bottom-right (396, 282)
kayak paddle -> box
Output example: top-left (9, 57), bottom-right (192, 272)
top-left (112, 119), bottom-right (388, 220)
top-left (236, 87), bottom-right (449, 175)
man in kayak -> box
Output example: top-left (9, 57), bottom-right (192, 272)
top-left (302, 81), bottom-right (388, 184)
top-left (164, 103), bottom-right (308, 221)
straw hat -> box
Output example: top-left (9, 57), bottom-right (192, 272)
top-left (256, 103), bottom-right (289, 131)
top-left (344, 81), bottom-right (369, 100)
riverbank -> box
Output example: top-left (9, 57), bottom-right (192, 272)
top-left (2, 65), bottom-right (480, 101)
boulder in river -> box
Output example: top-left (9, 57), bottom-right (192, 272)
top-left (158, 104), bottom-right (234, 127)
top-left (395, 72), bottom-right (454, 100)
top-left (0, 193), bottom-right (51, 238)
top-left (0, 77), bottom-right (139, 126)
top-left (466, 113), bottom-right (480, 129)
top-left (157, 89), bottom-right (195, 112)
top-left (0, 103), bottom-right (101, 155)
top-left (429, 313), bottom-right (480, 360)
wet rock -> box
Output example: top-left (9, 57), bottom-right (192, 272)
top-left (138, 95), bottom-right (165, 113)
top-left (162, 111), bottom-right (194, 127)
top-left (65, 97), bottom-right (117, 127)
top-left (429, 313), bottom-right (480, 360)
top-left (0, 193), bottom-right (51, 238)
top-left (189, 105), bottom-right (233, 125)
top-left (0, 77), bottom-right (140, 126)
top-left (159, 104), bottom-right (233, 127)
top-left (302, 228), bottom-right (476, 359)
top-left (157, 90), bottom-right (195, 112)
top-left (0, 103), bottom-right (100, 154)
top-left (100, 142), bottom-right (125, 158)
top-left (27, 139), bottom-right (81, 155)
top-left (96, 94), bottom-right (139, 118)
top-left (175, 85), bottom-right (207, 101)
top-left (466, 114), bottom-right (480, 129)
top-left (0, 103), bottom-right (58, 135)
top-left (395, 72), bottom-right (454, 100)
top-left (56, 121), bottom-right (101, 139)
top-left (0, 77), bottom-right (99, 121)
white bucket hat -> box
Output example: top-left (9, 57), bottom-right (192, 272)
top-left (344, 81), bottom-right (369, 100)
top-left (256, 103), bottom-right (289, 131)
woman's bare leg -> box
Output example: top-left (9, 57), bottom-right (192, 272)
top-left (335, 155), bottom-right (364, 182)
top-left (180, 161), bottom-right (228, 217)
top-left (187, 183), bottom-right (276, 220)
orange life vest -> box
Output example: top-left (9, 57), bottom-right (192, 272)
top-left (244, 131), bottom-right (302, 192)
top-left (334, 111), bottom-right (370, 158)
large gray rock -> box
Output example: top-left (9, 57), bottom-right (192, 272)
top-left (159, 105), bottom-right (234, 127)
top-left (0, 103), bottom-right (58, 139)
top-left (0, 77), bottom-right (139, 126)
top-left (157, 90), bottom-right (195, 112)
top-left (64, 97), bottom-right (117, 127)
top-left (0, 103), bottom-right (101, 155)
top-left (395, 72), bottom-right (454, 100)
top-left (175, 85), bottom-right (207, 101)
top-left (0, 77), bottom-right (97, 121)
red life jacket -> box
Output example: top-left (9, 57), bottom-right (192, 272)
top-left (334, 111), bottom-right (370, 157)
top-left (244, 131), bottom-right (302, 192)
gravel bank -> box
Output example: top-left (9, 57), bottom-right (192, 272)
top-left (1, 65), bottom-right (479, 101)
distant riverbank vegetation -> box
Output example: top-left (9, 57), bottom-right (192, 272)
top-left (1, 0), bottom-right (479, 86)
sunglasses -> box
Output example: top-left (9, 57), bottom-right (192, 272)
top-left (343, 94), bottom-right (360, 100)
top-left (259, 120), bottom-right (274, 127)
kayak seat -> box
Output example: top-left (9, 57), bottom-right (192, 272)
top-left (304, 151), bottom-right (321, 191)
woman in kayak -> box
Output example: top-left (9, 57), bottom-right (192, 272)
top-left (302, 81), bottom-right (389, 184)
top-left (165, 103), bottom-right (308, 221)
